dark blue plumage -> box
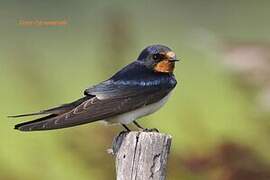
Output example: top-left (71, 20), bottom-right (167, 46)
top-left (85, 61), bottom-right (177, 97)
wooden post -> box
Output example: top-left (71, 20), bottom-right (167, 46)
top-left (108, 131), bottom-right (172, 180)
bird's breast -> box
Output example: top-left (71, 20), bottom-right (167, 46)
top-left (104, 93), bottom-right (171, 125)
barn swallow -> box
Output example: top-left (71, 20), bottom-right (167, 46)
top-left (10, 44), bottom-right (179, 131)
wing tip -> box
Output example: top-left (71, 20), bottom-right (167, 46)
top-left (14, 124), bottom-right (30, 131)
top-left (8, 112), bottom-right (42, 118)
top-left (14, 125), bottom-right (21, 131)
top-left (14, 114), bottom-right (57, 132)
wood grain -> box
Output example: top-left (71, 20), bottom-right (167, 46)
top-left (109, 131), bottom-right (172, 180)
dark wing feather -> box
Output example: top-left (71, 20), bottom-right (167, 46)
top-left (15, 85), bottom-right (170, 131)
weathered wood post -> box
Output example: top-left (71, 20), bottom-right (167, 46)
top-left (109, 131), bottom-right (172, 180)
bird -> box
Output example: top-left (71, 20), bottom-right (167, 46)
top-left (10, 44), bottom-right (179, 132)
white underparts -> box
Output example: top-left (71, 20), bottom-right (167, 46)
top-left (101, 93), bottom-right (171, 125)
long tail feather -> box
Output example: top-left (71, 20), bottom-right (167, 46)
top-left (8, 112), bottom-right (44, 118)
top-left (14, 114), bottom-right (57, 130)
top-left (9, 96), bottom-right (92, 118)
top-left (12, 96), bottom-right (93, 131)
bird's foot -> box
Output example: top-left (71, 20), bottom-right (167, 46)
top-left (133, 121), bottom-right (159, 132)
top-left (142, 128), bottom-right (159, 132)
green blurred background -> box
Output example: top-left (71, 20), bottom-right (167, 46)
top-left (1, 0), bottom-right (270, 179)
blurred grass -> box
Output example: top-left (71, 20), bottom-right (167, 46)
top-left (1, 0), bottom-right (270, 180)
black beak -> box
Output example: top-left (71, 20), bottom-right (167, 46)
top-left (169, 59), bottom-right (180, 62)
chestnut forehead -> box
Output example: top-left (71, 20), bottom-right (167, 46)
top-left (166, 51), bottom-right (176, 58)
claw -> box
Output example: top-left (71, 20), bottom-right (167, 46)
top-left (142, 128), bottom-right (159, 132)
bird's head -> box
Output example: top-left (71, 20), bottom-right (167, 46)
top-left (137, 44), bottom-right (179, 73)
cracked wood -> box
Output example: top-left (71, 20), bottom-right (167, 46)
top-left (111, 132), bottom-right (172, 180)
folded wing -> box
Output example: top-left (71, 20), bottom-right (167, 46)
top-left (15, 83), bottom-right (171, 131)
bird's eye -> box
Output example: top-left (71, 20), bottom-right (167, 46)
top-left (153, 54), bottom-right (158, 60)
top-left (153, 54), bottom-right (162, 60)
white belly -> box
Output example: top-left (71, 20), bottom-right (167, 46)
top-left (103, 93), bottom-right (171, 125)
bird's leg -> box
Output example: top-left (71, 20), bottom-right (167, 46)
top-left (133, 121), bottom-right (159, 132)
top-left (118, 124), bottom-right (131, 137)
top-left (121, 124), bottom-right (131, 132)
top-left (133, 121), bottom-right (144, 129)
